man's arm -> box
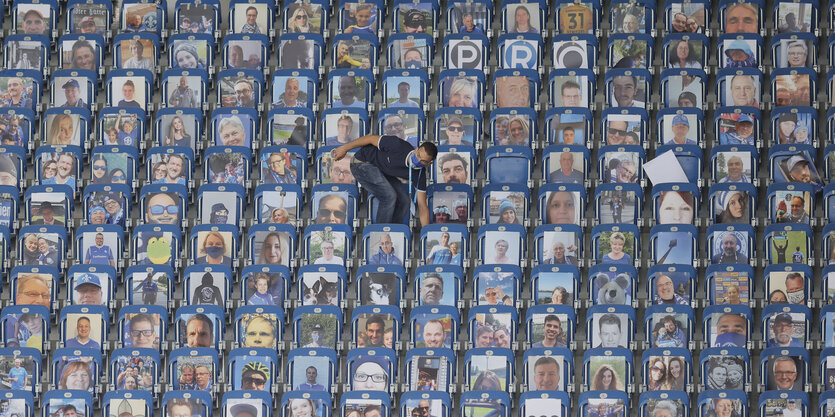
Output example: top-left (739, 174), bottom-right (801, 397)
top-left (331, 135), bottom-right (381, 161)
top-left (417, 191), bottom-right (430, 227)
top-left (168, 89), bottom-right (179, 106)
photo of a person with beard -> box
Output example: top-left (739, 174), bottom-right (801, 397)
top-left (435, 152), bottom-right (469, 184)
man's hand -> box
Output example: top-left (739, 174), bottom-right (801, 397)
top-left (331, 146), bottom-right (348, 161)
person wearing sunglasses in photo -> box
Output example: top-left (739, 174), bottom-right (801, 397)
top-left (314, 194), bottom-right (347, 224)
top-left (605, 120), bottom-right (639, 145)
top-left (144, 192), bottom-right (180, 225)
top-left (442, 117), bottom-right (473, 146)
top-left (288, 6), bottom-right (314, 33)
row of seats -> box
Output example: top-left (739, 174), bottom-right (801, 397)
top-left (4, 0), bottom-right (830, 41)
top-left (2, 276), bottom-right (832, 352)
top-left (0, 87), bottom-right (830, 152)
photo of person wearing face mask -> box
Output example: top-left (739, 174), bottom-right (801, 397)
top-left (711, 312), bottom-right (747, 347)
top-left (399, 46), bottom-right (426, 69)
top-left (781, 272), bottom-right (806, 304)
top-left (195, 231), bottom-right (232, 266)
top-left (206, 202), bottom-right (231, 225)
top-left (302, 321), bottom-right (333, 348)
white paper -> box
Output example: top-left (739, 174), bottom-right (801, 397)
top-left (643, 150), bottom-right (689, 185)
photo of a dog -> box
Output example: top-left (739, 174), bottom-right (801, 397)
top-left (301, 274), bottom-right (339, 306)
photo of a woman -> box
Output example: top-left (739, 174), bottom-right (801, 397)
top-left (350, 356), bottom-right (389, 391)
top-left (716, 191), bottom-right (748, 223)
top-left (509, 5), bottom-right (537, 33)
top-left (195, 231), bottom-right (231, 266)
top-left (258, 232), bottom-right (287, 266)
top-left (69, 40), bottom-right (96, 70)
top-left (449, 242), bottom-right (462, 265)
top-left (271, 207), bottom-right (290, 224)
top-left (445, 77), bottom-right (477, 108)
top-left (767, 288), bottom-right (787, 304)
top-left (497, 199), bottom-right (522, 225)
top-left (41, 160), bottom-right (57, 181)
top-left (151, 162), bottom-right (167, 182)
top-left (165, 115), bottom-right (192, 147)
top-left (591, 364), bottom-right (622, 390)
top-left (545, 191), bottom-right (579, 225)
top-left (172, 42), bottom-right (206, 69)
top-left (471, 369), bottom-right (502, 391)
top-left (551, 287), bottom-right (571, 305)
top-left (47, 114), bottom-right (76, 146)
top-left (657, 191), bottom-right (695, 225)
top-left (504, 117), bottom-right (530, 146)
top-left (287, 399), bottom-right (317, 417)
top-left (646, 358), bottom-right (666, 391)
top-left (91, 155), bottom-right (110, 184)
top-left (665, 357), bottom-right (685, 390)
top-left (287, 6), bottom-right (315, 33)
top-left (109, 168), bottom-right (127, 184)
top-left (668, 40), bottom-right (701, 68)
top-left (601, 231), bottom-right (632, 265)
top-left (58, 360), bottom-right (93, 391)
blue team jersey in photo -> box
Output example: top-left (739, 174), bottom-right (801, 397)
top-left (86, 245), bottom-right (114, 264)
